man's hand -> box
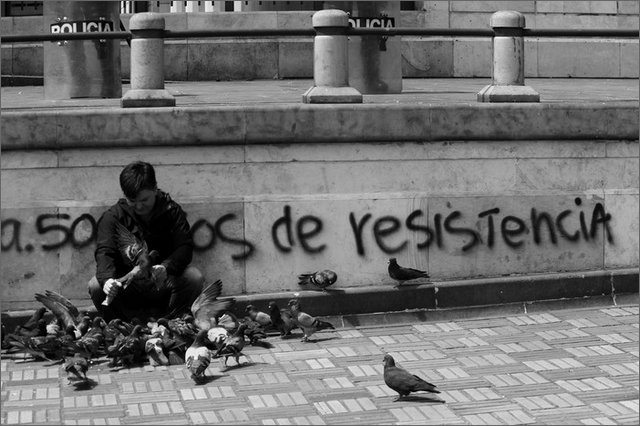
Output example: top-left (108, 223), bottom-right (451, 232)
top-left (102, 278), bottom-right (123, 306)
top-left (151, 264), bottom-right (167, 287)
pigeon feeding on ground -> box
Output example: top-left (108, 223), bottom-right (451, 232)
top-left (157, 315), bottom-right (198, 349)
top-left (239, 317), bottom-right (268, 346)
top-left (268, 301), bottom-right (297, 338)
top-left (287, 299), bottom-right (335, 342)
top-left (214, 323), bottom-right (248, 367)
top-left (298, 269), bottom-right (338, 291)
top-left (145, 337), bottom-right (170, 366)
top-left (185, 329), bottom-right (212, 384)
top-left (34, 290), bottom-right (90, 338)
top-left (106, 324), bottom-right (147, 367)
top-left (10, 307), bottom-right (47, 338)
top-left (245, 304), bottom-right (272, 328)
top-left (65, 353), bottom-right (93, 386)
top-left (72, 317), bottom-right (107, 359)
top-left (3, 332), bottom-right (60, 361)
top-left (206, 326), bottom-right (229, 353)
top-left (387, 258), bottom-right (430, 285)
top-left (383, 354), bottom-right (442, 402)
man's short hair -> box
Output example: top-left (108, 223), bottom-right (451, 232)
top-left (120, 161), bottom-right (158, 199)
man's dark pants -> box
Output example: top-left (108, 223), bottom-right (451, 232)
top-left (88, 266), bottom-right (204, 321)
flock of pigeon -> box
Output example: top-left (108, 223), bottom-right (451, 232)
top-left (1, 257), bottom-right (441, 402)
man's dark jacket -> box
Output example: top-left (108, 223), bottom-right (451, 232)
top-left (94, 191), bottom-right (194, 287)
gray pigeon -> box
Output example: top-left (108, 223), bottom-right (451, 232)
top-left (287, 299), bottom-right (335, 342)
top-left (102, 222), bottom-right (160, 306)
top-left (298, 269), bottom-right (338, 291)
top-left (383, 354), bottom-right (441, 402)
top-left (387, 258), bottom-right (429, 285)
top-left (185, 329), bottom-right (212, 383)
top-left (268, 301), bottom-right (297, 338)
top-left (190, 279), bottom-right (235, 331)
top-left (245, 304), bottom-right (272, 327)
top-left (65, 353), bottom-right (92, 386)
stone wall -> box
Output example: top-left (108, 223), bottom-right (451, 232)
top-left (2, 134), bottom-right (638, 309)
top-left (2, 1), bottom-right (638, 81)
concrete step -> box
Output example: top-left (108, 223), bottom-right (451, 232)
top-left (2, 268), bottom-right (636, 331)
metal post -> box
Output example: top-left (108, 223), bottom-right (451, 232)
top-left (302, 9), bottom-right (362, 104)
top-left (477, 10), bottom-right (540, 103)
top-left (121, 12), bottom-right (175, 108)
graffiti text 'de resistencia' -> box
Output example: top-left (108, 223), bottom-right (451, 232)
top-left (1, 198), bottom-right (613, 260)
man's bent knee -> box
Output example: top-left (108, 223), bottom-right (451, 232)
top-left (88, 276), bottom-right (103, 299)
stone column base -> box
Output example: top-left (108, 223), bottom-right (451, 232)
top-left (477, 84), bottom-right (540, 103)
top-left (121, 89), bottom-right (176, 108)
top-left (302, 86), bottom-right (363, 104)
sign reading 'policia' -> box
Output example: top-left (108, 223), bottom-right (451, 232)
top-left (50, 20), bottom-right (115, 34)
top-left (348, 16), bottom-right (395, 28)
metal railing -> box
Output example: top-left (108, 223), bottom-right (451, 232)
top-left (2, 27), bottom-right (638, 43)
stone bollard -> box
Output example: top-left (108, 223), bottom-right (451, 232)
top-left (477, 10), bottom-right (539, 103)
top-left (121, 12), bottom-right (175, 107)
top-left (302, 9), bottom-right (362, 104)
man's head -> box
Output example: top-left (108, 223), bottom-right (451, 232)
top-left (120, 161), bottom-right (158, 217)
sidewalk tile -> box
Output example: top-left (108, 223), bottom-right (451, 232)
top-left (0, 302), bottom-right (636, 425)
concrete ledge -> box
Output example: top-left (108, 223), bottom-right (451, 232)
top-left (302, 86), bottom-right (363, 104)
top-left (121, 89), bottom-right (176, 108)
top-left (477, 84), bottom-right (541, 102)
top-left (327, 293), bottom-right (639, 329)
top-left (2, 102), bottom-right (638, 150)
top-left (1, 75), bottom-right (43, 86)
top-left (2, 268), bottom-right (636, 331)
top-left (229, 268), bottom-right (638, 317)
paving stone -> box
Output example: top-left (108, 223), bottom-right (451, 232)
top-left (0, 302), bottom-right (636, 425)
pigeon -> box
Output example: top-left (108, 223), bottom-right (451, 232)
top-left (245, 304), bottom-right (272, 328)
top-left (206, 326), bottom-right (229, 352)
top-left (45, 318), bottom-right (61, 336)
top-left (9, 324), bottom-right (79, 361)
top-left (185, 329), bottom-right (212, 384)
top-left (216, 311), bottom-right (240, 334)
top-left (34, 290), bottom-right (88, 338)
top-left (64, 353), bottom-right (92, 385)
top-left (114, 221), bottom-right (151, 275)
top-left (214, 323), bottom-right (247, 367)
top-left (103, 222), bottom-right (160, 306)
top-left (106, 324), bottom-right (147, 367)
top-left (10, 317), bottom-right (47, 339)
top-left (383, 354), bottom-right (441, 402)
top-left (11, 307), bottom-right (47, 337)
top-left (149, 319), bottom-right (188, 362)
top-left (3, 331), bottom-right (60, 361)
top-left (157, 315), bottom-right (198, 348)
top-left (190, 279), bottom-right (235, 331)
top-left (298, 269), bottom-right (338, 291)
top-left (145, 336), bottom-right (170, 366)
top-left (53, 325), bottom-right (80, 359)
top-left (3, 319), bottom-right (49, 356)
top-left (287, 299), bottom-right (335, 342)
top-left (72, 317), bottom-right (107, 359)
top-left (268, 301), bottom-right (297, 338)
top-left (2, 308), bottom-right (48, 355)
top-left (36, 291), bottom-right (77, 318)
top-left (387, 258), bottom-right (430, 285)
top-left (239, 317), bottom-right (268, 346)
top-left (102, 319), bottom-right (129, 348)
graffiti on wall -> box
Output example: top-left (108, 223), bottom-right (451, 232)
top-left (1, 198), bottom-right (613, 260)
